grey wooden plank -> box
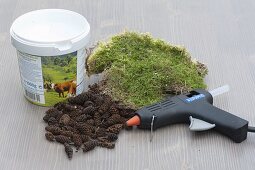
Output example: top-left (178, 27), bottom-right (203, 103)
top-left (1, 0), bottom-right (255, 169)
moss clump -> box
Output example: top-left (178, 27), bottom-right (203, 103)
top-left (87, 31), bottom-right (208, 108)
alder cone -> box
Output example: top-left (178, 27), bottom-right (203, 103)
top-left (87, 119), bottom-right (95, 126)
top-left (69, 110), bottom-right (83, 119)
top-left (122, 109), bottom-right (136, 118)
top-left (45, 125), bottom-right (62, 135)
top-left (98, 142), bottom-right (115, 149)
top-left (55, 135), bottom-right (71, 144)
top-left (48, 117), bottom-right (58, 126)
top-left (80, 135), bottom-right (90, 143)
top-left (68, 119), bottom-right (78, 127)
top-left (45, 132), bottom-right (55, 141)
top-left (45, 108), bottom-right (61, 116)
top-left (61, 126), bottom-right (78, 133)
top-left (103, 114), bottom-right (122, 127)
top-left (95, 128), bottom-right (106, 137)
top-left (106, 124), bottom-right (123, 134)
top-left (76, 114), bottom-right (87, 122)
top-left (107, 133), bottom-right (118, 142)
top-left (60, 130), bottom-right (74, 138)
top-left (54, 102), bottom-right (66, 111)
top-left (98, 104), bottom-right (109, 114)
top-left (82, 106), bottom-right (96, 116)
top-left (64, 143), bottom-right (73, 160)
top-left (101, 112), bottom-right (110, 120)
top-left (108, 106), bottom-right (119, 115)
top-left (83, 101), bottom-right (94, 108)
top-left (73, 104), bottom-right (85, 111)
top-left (76, 123), bottom-right (95, 135)
top-left (72, 134), bottom-right (83, 148)
top-left (68, 92), bottom-right (95, 105)
top-left (43, 108), bottom-right (62, 122)
top-left (62, 103), bottom-right (77, 112)
top-left (93, 94), bottom-right (104, 106)
top-left (94, 112), bottom-right (101, 127)
top-left (88, 84), bottom-right (101, 93)
top-left (55, 113), bottom-right (64, 121)
top-left (59, 114), bottom-right (71, 126)
top-left (43, 114), bottom-right (51, 123)
top-left (83, 140), bottom-right (97, 152)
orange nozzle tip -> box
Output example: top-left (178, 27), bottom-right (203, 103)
top-left (126, 115), bottom-right (140, 126)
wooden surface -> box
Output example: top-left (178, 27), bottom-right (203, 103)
top-left (1, 0), bottom-right (255, 169)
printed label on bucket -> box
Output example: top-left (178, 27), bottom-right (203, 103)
top-left (17, 49), bottom-right (86, 106)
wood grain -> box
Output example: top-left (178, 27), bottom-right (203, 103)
top-left (1, 0), bottom-right (255, 169)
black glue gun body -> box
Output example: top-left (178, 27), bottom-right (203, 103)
top-left (135, 89), bottom-right (248, 143)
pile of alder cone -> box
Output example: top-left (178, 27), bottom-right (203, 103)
top-left (43, 84), bottom-right (135, 159)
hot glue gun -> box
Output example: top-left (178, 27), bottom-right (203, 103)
top-left (126, 85), bottom-right (255, 143)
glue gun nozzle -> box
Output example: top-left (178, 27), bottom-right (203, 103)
top-left (126, 115), bottom-right (141, 126)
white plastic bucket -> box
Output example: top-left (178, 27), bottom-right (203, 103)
top-left (10, 9), bottom-right (90, 106)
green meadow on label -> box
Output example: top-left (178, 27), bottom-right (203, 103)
top-left (42, 52), bottom-right (77, 106)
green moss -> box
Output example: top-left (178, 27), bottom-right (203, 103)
top-left (87, 31), bottom-right (208, 108)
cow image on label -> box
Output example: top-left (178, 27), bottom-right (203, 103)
top-left (52, 80), bottom-right (77, 98)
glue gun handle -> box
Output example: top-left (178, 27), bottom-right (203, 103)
top-left (189, 103), bottom-right (248, 143)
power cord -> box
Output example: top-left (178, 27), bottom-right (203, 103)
top-left (248, 126), bottom-right (255, 132)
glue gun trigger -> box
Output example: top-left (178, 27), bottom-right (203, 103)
top-left (189, 116), bottom-right (215, 131)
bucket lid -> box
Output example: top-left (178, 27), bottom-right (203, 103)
top-left (10, 9), bottom-right (90, 56)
